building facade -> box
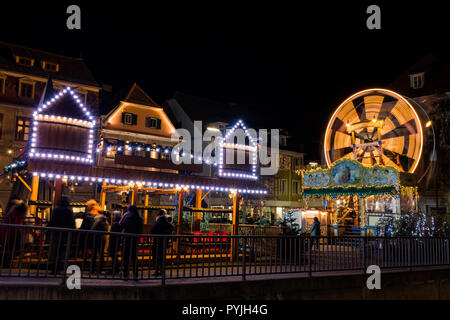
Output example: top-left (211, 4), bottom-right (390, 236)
top-left (0, 41), bottom-right (100, 213)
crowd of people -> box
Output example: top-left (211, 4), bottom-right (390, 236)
top-left (0, 196), bottom-right (174, 280)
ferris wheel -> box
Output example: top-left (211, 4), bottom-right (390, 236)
top-left (324, 89), bottom-right (423, 173)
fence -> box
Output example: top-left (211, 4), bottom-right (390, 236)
top-left (0, 223), bottom-right (449, 285)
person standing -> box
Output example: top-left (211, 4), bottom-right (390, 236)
top-left (76, 199), bottom-right (100, 258)
top-left (0, 201), bottom-right (27, 268)
top-left (47, 196), bottom-right (75, 272)
top-left (108, 211), bottom-right (122, 275)
top-left (150, 209), bottom-right (174, 276)
top-left (119, 205), bottom-right (143, 280)
top-left (310, 217), bottom-right (321, 251)
top-left (90, 212), bottom-right (109, 274)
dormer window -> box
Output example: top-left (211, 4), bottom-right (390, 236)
top-left (16, 56), bottom-right (34, 67)
top-left (42, 61), bottom-right (59, 72)
top-left (410, 72), bottom-right (424, 89)
top-left (121, 112), bottom-right (137, 125)
top-left (145, 116), bottom-right (161, 129)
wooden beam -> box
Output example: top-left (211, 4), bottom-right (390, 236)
top-left (29, 175), bottom-right (39, 216)
top-left (176, 190), bottom-right (184, 235)
top-left (16, 174), bottom-right (31, 192)
top-left (144, 193), bottom-right (149, 224)
top-left (52, 178), bottom-right (63, 210)
top-left (193, 188), bottom-right (202, 231)
top-left (200, 190), bottom-right (211, 201)
top-left (100, 181), bottom-right (106, 210)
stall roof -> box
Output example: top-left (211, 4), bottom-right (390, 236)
top-left (27, 159), bottom-right (266, 195)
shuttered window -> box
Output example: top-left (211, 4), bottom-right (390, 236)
top-left (145, 117), bottom-right (161, 129)
top-left (121, 112), bottom-right (137, 125)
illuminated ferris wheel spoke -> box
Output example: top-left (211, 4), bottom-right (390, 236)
top-left (324, 89), bottom-right (423, 173)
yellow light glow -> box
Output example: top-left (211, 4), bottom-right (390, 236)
top-left (425, 120), bottom-right (432, 128)
top-left (7, 149), bottom-right (13, 154)
top-left (324, 88), bottom-right (423, 173)
top-left (206, 127), bottom-right (221, 132)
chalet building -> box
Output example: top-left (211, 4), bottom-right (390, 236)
top-left (0, 41), bottom-right (100, 213)
top-left (165, 93), bottom-right (306, 225)
top-left (389, 53), bottom-right (450, 215)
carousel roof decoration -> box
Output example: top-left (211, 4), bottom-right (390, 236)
top-left (29, 77), bottom-right (96, 164)
top-left (302, 159), bottom-right (415, 197)
top-left (324, 89), bottom-right (423, 174)
top-left (218, 119), bottom-right (258, 180)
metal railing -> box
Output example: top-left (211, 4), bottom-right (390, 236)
top-left (0, 223), bottom-right (449, 284)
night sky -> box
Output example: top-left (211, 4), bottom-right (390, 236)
top-left (1, 1), bottom-right (449, 161)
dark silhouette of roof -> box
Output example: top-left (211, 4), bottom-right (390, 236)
top-left (103, 83), bottom-right (177, 125)
top-left (168, 92), bottom-right (255, 127)
top-left (38, 76), bottom-right (55, 108)
top-left (0, 41), bottom-right (99, 87)
top-left (389, 53), bottom-right (450, 98)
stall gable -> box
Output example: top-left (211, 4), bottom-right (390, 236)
top-left (218, 120), bottom-right (258, 181)
top-left (29, 86), bottom-right (95, 164)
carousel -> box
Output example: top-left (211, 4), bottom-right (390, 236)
top-left (303, 89), bottom-right (422, 236)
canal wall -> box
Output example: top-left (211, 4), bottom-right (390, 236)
top-left (1, 268), bottom-right (449, 300)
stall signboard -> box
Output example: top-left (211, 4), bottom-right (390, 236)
top-left (364, 165), bottom-right (399, 186)
top-left (331, 160), bottom-right (362, 186)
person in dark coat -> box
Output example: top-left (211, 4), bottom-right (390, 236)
top-left (0, 201), bottom-right (27, 268)
top-left (108, 211), bottom-right (122, 275)
top-left (310, 217), bottom-right (321, 250)
top-left (151, 209), bottom-right (174, 276)
top-left (90, 213), bottom-right (109, 274)
top-left (75, 202), bottom-right (97, 259)
top-left (119, 205), bottom-right (143, 280)
top-left (47, 196), bottom-right (75, 272)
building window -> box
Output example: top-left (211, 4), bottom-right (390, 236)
top-left (105, 145), bottom-right (117, 158)
top-left (279, 155), bottom-right (290, 170)
top-left (293, 157), bottom-right (302, 171)
top-left (121, 112), bottom-right (137, 125)
top-left (145, 117), bottom-right (161, 129)
top-left (15, 117), bottom-right (31, 141)
top-left (279, 179), bottom-right (287, 195)
top-left (16, 56), bottom-right (34, 67)
top-left (42, 61), bottom-right (59, 72)
top-left (292, 181), bottom-right (300, 195)
top-left (19, 81), bottom-right (34, 98)
top-left (410, 73), bottom-right (424, 89)
top-left (0, 113), bottom-right (3, 139)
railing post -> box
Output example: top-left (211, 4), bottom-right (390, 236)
top-left (308, 237), bottom-right (312, 277)
top-left (408, 238), bottom-right (412, 271)
top-left (361, 237), bottom-right (365, 274)
top-left (242, 237), bottom-right (246, 281)
top-left (162, 236), bottom-right (167, 286)
top-left (62, 231), bottom-right (72, 284)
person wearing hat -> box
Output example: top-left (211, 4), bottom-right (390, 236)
top-left (150, 209), bottom-right (174, 276)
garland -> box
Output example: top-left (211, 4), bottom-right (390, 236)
top-left (302, 186), bottom-right (396, 197)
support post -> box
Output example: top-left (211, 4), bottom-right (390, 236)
top-left (131, 185), bottom-right (138, 205)
top-left (174, 189), bottom-right (184, 254)
top-left (29, 175), bottom-right (40, 216)
top-left (231, 192), bottom-right (240, 261)
top-left (144, 193), bottom-right (149, 224)
top-left (100, 181), bottom-right (106, 211)
top-left (176, 190), bottom-right (184, 235)
top-left (193, 188), bottom-right (202, 231)
top-left (52, 178), bottom-right (63, 210)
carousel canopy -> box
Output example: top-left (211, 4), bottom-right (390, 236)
top-left (302, 159), bottom-right (416, 197)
